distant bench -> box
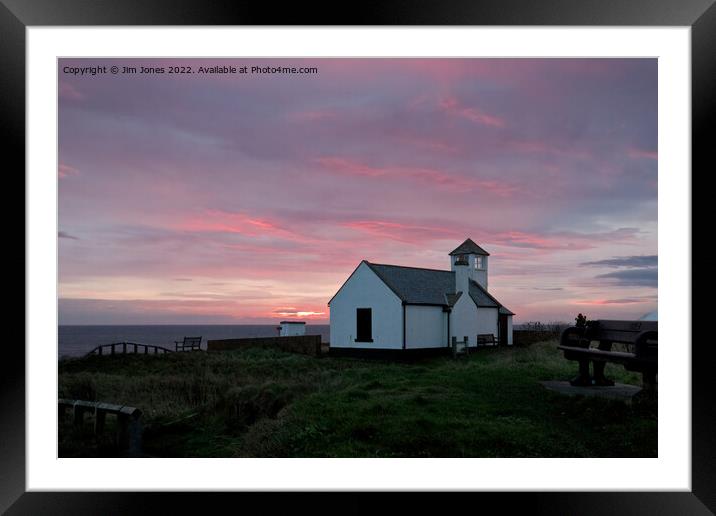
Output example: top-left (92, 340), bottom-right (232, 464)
top-left (175, 336), bottom-right (202, 352)
top-left (558, 320), bottom-right (657, 394)
top-left (477, 334), bottom-right (497, 347)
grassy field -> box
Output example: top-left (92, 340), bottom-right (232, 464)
top-left (58, 340), bottom-right (657, 458)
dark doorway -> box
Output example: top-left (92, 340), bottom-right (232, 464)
top-left (498, 314), bottom-right (508, 346)
top-left (356, 308), bottom-right (373, 342)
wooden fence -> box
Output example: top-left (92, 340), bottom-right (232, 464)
top-left (85, 342), bottom-right (174, 357)
top-left (207, 335), bottom-right (322, 356)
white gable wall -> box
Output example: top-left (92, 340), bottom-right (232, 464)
top-left (329, 262), bottom-right (404, 349)
top-left (477, 306), bottom-right (499, 340)
top-left (405, 305), bottom-right (447, 349)
top-left (450, 294), bottom-right (479, 347)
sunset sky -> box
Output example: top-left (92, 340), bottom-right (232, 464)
top-left (58, 58), bottom-right (657, 325)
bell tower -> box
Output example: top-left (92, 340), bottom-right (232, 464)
top-left (449, 238), bottom-right (489, 291)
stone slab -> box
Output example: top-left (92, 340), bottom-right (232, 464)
top-left (540, 380), bottom-right (641, 402)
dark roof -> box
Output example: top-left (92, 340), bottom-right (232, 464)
top-left (364, 262), bottom-right (512, 314)
top-left (499, 306), bottom-right (515, 316)
top-left (449, 238), bottom-right (489, 256)
top-left (445, 292), bottom-right (462, 307)
top-left (468, 280), bottom-right (500, 308)
top-left (366, 262), bottom-right (455, 305)
top-left (330, 259), bottom-right (514, 314)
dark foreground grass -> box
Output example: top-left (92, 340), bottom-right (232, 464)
top-left (58, 341), bottom-right (656, 457)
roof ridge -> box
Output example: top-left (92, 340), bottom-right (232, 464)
top-left (366, 261), bottom-right (453, 274)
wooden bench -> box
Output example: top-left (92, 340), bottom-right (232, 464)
top-left (175, 336), bottom-right (202, 352)
top-left (451, 336), bottom-right (469, 357)
top-left (58, 399), bottom-right (142, 455)
top-left (558, 320), bottom-right (657, 393)
top-left (477, 334), bottom-right (497, 347)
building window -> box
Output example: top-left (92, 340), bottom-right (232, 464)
top-left (355, 308), bottom-right (373, 342)
top-left (475, 256), bottom-right (484, 270)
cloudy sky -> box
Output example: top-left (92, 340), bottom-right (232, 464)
top-left (58, 58), bottom-right (657, 325)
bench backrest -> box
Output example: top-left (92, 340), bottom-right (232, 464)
top-left (587, 320), bottom-right (657, 344)
top-left (182, 337), bottom-right (202, 346)
top-left (477, 334), bottom-right (495, 345)
top-left (58, 398), bottom-right (142, 418)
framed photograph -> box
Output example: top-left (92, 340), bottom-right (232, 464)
top-left (5, 0), bottom-right (712, 512)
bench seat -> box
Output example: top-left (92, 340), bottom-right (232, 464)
top-left (557, 346), bottom-right (655, 365)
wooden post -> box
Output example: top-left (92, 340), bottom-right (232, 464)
top-left (122, 342), bottom-right (127, 354)
top-left (641, 369), bottom-right (658, 400)
top-left (111, 344), bottom-right (115, 355)
top-left (144, 345), bottom-right (148, 354)
top-left (117, 414), bottom-right (128, 448)
top-left (94, 408), bottom-right (106, 434)
top-left (117, 407), bottom-right (142, 456)
top-left (128, 418), bottom-right (142, 456)
top-left (570, 359), bottom-right (593, 386)
top-left (134, 343), bottom-right (138, 353)
top-left (98, 346), bottom-right (103, 356)
top-left (73, 404), bottom-right (84, 426)
top-left (593, 340), bottom-right (615, 386)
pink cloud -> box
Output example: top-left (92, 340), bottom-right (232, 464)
top-left (628, 147), bottom-right (658, 160)
top-left (59, 81), bottom-right (84, 100)
top-left (59, 163), bottom-right (79, 179)
top-left (342, 220), bottom-right (459, 244)
top-left (179, 210), bottom-right (292, 238)
top-left (396, 135), bottom-right (459, 154)
top-left (315, 156), bottom-right (515, 195)
top-left (438, 96), bottom-right (506, 128)
top-left (507, 140), bottom-right (591, 159)
top-left (574, 298), bottom-right (646, 305)
top-left (271, 307), bottom-right (326, 319)
top-left (290, 110), bottom-right (337, 122)
top-left (490, 227), bottom-right (640, 251)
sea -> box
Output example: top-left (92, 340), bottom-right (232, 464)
top-left (58, 325), bottom-right (330, 359)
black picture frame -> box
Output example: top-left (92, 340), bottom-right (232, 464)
top-left (3, 0), bottom-right (711, 513)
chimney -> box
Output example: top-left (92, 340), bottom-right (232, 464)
top-left (454, 255), bottom-right (470, 295)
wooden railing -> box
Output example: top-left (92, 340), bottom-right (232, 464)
top-left (58, 398), bottom-right (142, 455)
top-left (451, 336), bottom-right (469, 357)
top-left (85, 342), bottom-right (174, 357)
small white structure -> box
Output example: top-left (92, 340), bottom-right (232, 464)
top-left (278, 321), bottom-right (306, 337)
top-left (328, 239), bottom-right (514, 352)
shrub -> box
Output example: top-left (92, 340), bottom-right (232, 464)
top-left (59, 373), bottom-right (97, 401)
top-left (220, 382), bottom-right (300, 432)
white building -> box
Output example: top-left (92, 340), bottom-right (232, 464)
top-left (278, 321), bottom-right (306, 337)
top-left (328, 239), bottom-right (514, 354)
